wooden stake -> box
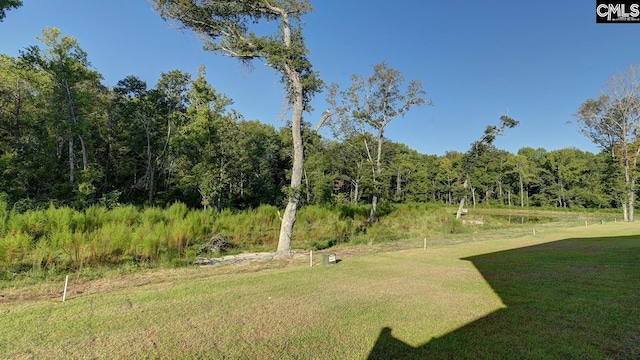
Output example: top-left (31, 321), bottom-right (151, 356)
top-left (62, 275), bottom-right (69, 302)
top-left (423, 238), bottom-right (427, 250)
top-left (310, 250), bottom-right (313, 268)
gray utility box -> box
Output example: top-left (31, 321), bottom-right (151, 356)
top-left (323, 252), bottom-right (337, 266)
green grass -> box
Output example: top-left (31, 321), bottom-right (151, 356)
top-left (1, 221), bottom-right (639, 359)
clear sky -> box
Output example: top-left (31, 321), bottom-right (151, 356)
top-left (2, 1), bottom-right (640, 155)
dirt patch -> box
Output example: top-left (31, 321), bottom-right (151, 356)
top-left (194, 251), bottom-right (306, 266)
top-left (463, 220), bottom-right (485, 225)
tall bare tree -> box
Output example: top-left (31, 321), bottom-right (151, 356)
top-left (575, 64), bottom-right (640, 221)
top-left (151, 0), bottom-right (322, 255)
top-left (328, 62), bottom-right (431, 223)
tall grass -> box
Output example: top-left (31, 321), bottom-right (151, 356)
top-left (0, 200), bottom-right (611, 278)
top-left (0, 202), bottom-right (217, 275)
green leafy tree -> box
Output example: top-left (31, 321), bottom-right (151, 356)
top-left (540, 148), bottom-right (609, 208)
top-left (507, 147), bottom-right (546, 207)
top-left (173, 87), bottom-right (285, 210)
top-left (236, 120), bottom-right (284, 208)
top-left (114, 71), bottom-right (190, 206)
top-left (152, 0), bottom-right (323, 255)
top-left (436, 151), bottom-right (464, 205)
top-left (20, 28), bottom-right (104, 200)
top-left (0, 54), bottom-right (53, 202)
top-left (324, 137), bottom-right (370, 205)
top-left (487, 149), bottom-right (512, 205)
top-left (386, 142), bottom-right (432, 203)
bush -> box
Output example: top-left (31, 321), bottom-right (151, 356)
top-left (0, 231), bottom-right (32, 264)
top-left (107, 205), bottom-right (140, 226)
top-left (84, 205), bottom-right (108, 233)
top-left (0, 198), bottom-right (8, 236)
top-left (166, 202), bottom-right (188, 222)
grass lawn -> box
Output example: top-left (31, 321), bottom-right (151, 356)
top-left (1, 220), bottom-right (639, 359)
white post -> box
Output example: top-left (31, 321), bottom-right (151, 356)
top-left (423, 238), bottom-right (427, 250)
top-left (310, 250), bottom-right (313, 268)
top-left (62, 275), bottom-right (69, 302)
top-left (585, 221), bottom-right (588, 227)
top-left (533, 228), bottom-right (536, 236)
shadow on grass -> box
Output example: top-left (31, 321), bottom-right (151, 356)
top-left (368, 235), bottom-right (640, 359)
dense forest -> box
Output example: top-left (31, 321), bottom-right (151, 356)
top-left (0, 28), bottom-right (627, 214)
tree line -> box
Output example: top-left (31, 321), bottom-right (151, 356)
top-left (0, 27), bottom-right (628, 217)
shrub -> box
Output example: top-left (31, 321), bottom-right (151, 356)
top-left (84, 205), bottom-right (108, 233)
top-left (90, 223), bottom-right (132, 264)
top-left (0, 231), bottom-right (32, 264)
top-left (166, 202), bottom-right (188, 222)
top-left (107, 205), bottom-right (140, 226)
top-left (0, 198), bottom-right (8, 236)
top-left (141, 207), bottom-right (165, 225)
top-left (7, 210), bottom-right (47, 240)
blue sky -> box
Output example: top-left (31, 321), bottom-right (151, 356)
top-left (2, 1), bottom-right (639, 155)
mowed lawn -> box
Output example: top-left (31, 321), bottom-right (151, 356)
top-left (1, 222), bottom-right (639, 359)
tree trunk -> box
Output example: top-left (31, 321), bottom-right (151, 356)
top-left (104, 110), bottom-right (114, 191)
top-left (68, 137), bottom-right (75, 186)
top-left (64, 79), bottom-right (89, 173)
top-left (277, 118), bottom-right (302, 254)
top-left (144, 122), bottom-right (153, 190)
top-left (276, 32), bottom-right (304, 255)
top-left (78, 135), bottom-right (88, 171)
top-left (218, 157), bottom-right (225, 209)
top-left (396, 169), bottom-right (401, 200)
top-left (376, 129), bottom-right (383, 172)
top-left (432, 179), bottom-right (437, 201)
top-left (628, 186), bottom-right (635, 222)
top-left (368, 194), bottom-right (378, 224)
top-left (624, 159), bottom-right (635, 222)
top-left (471, 186), bottom-right (476, 209)
top-left (368, 128), bottom-right (384, 224)
top-left (240, 171), bottom-right (244, 197)
top-left (148, 164), bottom-right (155, 205)
top-left (519, 172), bottom-right (524, 207)
top-left (352, 179), bottom-right (360, 204)
top-left (13, 80), bottom-right (21, 139)
top-left (456, 196), bottom-right (465, 219)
